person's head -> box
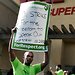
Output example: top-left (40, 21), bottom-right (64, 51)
top-left (23, 51), bottom-right (34, 66)
top-left (56, 64), bottom-right (62, 71)
top-left (40, 0), bottom-right (45, 1)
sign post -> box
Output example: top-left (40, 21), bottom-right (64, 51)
top-left (11, 1), bottom-right (51, 52)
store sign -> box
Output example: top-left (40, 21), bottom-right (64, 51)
top-left (50, 0), bottom-right (64, 3)
top-left (20, 0), bottom-right (50, 3)
top-left (51, 6), bottom-right (75, 16)
top-left (11, 1), bottom-right (51, 52)
top-left (20, 0), bottom-right (64, 3)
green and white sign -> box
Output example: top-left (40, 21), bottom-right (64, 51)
top-left (11, 1), bottom-right (51, 52)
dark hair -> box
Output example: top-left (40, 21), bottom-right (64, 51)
top-left (57, 64), bottom-right (62, 69)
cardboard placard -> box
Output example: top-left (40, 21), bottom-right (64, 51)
top-left (11, 1), bottom-right (51, 52)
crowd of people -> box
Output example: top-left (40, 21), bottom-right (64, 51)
top-left (46, 64), bottom-right (75, 75)
top-left (7, 27), bottom-right (75, 75)
top-left (6, 64), bottom-right (75, 75)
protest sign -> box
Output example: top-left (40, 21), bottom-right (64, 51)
top-left (11, 1), bottom-right (51, 52)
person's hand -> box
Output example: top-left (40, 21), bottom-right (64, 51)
top-left (11, 27), bottom-right (17, 34)
top-left (44, 40), bottom-right (48, 45)
top-left (50, 67), bottom-right (52, 70)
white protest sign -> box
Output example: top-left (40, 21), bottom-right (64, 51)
top-left (11, 1), bottom-right (51, 52)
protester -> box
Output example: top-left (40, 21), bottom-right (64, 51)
top-left (49, 64), bottom-right (64, 75)
top-left (55, 64), bottom-right (64, 75)
top-left (8, 27), bottom-right (49, 75)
